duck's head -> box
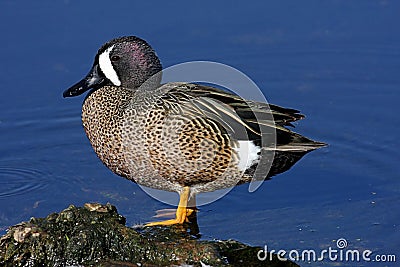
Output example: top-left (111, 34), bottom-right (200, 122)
top-left (63, 36), bottom-right (162, 97)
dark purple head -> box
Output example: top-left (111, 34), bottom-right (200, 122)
top-left (63, 36), bottom-right (162, 97)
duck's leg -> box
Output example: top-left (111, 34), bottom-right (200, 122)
top-left (146, 186), bottom-right (196, 226)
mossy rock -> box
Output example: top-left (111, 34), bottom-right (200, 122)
top-left (0, 203), bottom-right (299, 267)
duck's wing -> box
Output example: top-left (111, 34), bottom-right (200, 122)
top-left (159, 83), bottom-right (299, 129)
top-left (157, 82), bottom-right (326, 151)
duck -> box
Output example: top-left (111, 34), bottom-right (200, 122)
top-left (63, 36), bottom-right (325, 226)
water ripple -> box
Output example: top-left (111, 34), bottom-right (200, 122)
top-left (0, 166), bottom-right (48, 199)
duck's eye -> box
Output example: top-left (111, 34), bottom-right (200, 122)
top-left (111, 55), bottom-right (120, 61)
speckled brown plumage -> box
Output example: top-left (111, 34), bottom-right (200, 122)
top-left (82, 84), bottom-right (248, 193)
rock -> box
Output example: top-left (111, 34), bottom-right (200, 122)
top-left (0, 203), bottom-right (299, 267)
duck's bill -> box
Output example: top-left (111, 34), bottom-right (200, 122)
top-left (63, 65), bottom-right (105, 98)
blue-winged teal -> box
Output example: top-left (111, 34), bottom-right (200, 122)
top-left (63, 36), bottom-right (325, 226)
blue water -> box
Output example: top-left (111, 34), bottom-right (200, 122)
top-left (1, 1), bottom-right (399, 266)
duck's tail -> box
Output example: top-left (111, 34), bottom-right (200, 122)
top-left (273, 131), bottom-right (327, 152)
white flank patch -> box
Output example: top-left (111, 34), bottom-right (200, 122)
top-left (235, 140), bottom-right (261, 171)
top-left (98, 44), bottom-right (121, 86)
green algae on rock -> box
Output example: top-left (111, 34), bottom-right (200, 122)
top-left (0, 204), bottom-right (299, 267)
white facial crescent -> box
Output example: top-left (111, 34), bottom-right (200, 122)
top-left (98, 44), bottom-right (121, 86)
